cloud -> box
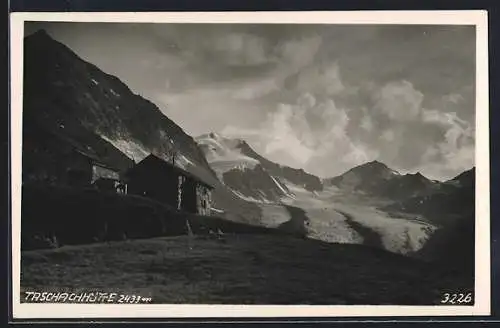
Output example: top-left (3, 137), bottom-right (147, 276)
top-left (147, 25), bottom-right (278, 68)
top-left (361, 97), bottom-right (474, 179)
top-left (443, 92), bottom-right (465, 105)
top-left (421, 109), bottom-right (475, 172)
top-left (360, 114), bottom-right (374, 132)
top-left (293, 61), bottom-right (346, 95)
top-left (331, 78), bottom-right (475, 179)
top-left (231, 78), bottom-right (281, 100)
top-left (278, 35), bottom-right (323, 70)
top-left (208, 32), bottom-right (272, 66)
top-left (219, 71), bottom-right (475, 180)
top-left (381, 129), bottom-right (395, 142)
top-left (155, 45), bottom-right (475, 179)
top-left (222, 92), bottom-right (378, 176)
top-left (262, 104), bottom-right (316, 164)
top-left (419, 143), bottom-right (474, 180)
top-left (374, 80), bottom-right (424, 121)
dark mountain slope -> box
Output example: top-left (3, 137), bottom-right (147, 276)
top-left (23, 29), bottom-right (214, 183)
top-left (450, 167), bottom-right (475, 188)
top-left (384, 167), bottom-right (475, 272)
top-left (22, 114), bottom-right (135, 185)
top-left (385, 168), bottom-right (475, 226)
top-left (22, 29), bottom-right (262, 224)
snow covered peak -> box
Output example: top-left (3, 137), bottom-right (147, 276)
top-left (196, 132), bottom-right (259, 175)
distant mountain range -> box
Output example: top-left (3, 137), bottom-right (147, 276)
top-left (325, 160), bottom-right (439, 200)
top-left (326, 159), bottom-right (475, 222)
top-left (384, 167), bottom-right (475, 226)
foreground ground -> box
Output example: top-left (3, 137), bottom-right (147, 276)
top-left (21, 234), bottom-right (473, 305)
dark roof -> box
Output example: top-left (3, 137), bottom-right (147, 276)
top-left (127, 153), bottom-right (215, 189)
top-left (48, 126), bottom-right (134, 172)
top-left (73, 148), bottom-right (120, 172)
top-left (22, 114), bottom-right (135, 174)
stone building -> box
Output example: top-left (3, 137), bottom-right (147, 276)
top-left (125, 153), bottom-right (214, 215)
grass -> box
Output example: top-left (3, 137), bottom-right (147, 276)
top-left (21, 234), bottom-right (473, 305)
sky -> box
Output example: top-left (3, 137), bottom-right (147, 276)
top-left (25, 22), bottom-right (476, 180)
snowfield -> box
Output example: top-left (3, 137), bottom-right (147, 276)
top-left (281, 183), bottom-right (364, 245)
top-left (330, 201), bottom-right (437, 255)
top-left (316, 186), bottom-right (438, 255)
top-left (256, 182), bottom-right (438, 256)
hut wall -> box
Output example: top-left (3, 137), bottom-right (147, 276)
top-left (127, 167), bottom-right (179, 208)
top-left (196, 184), bottom-right (212, 216)
top-left (177, 175), bottom-right (185, 210)
top-left (65, 155), bottom-right (94, 187)
top-left (180, 178), bottom-right (198, 213)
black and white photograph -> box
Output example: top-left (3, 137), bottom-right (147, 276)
top-left (10, 11), bottom-right (490, 318)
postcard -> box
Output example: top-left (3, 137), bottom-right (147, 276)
top-left (9, 10), bottom-right (490, 319)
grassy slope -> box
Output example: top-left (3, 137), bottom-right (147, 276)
top-left (21, 234), bottom-right (473, 305)
top-left (21, 184), bottom-right (287, 251)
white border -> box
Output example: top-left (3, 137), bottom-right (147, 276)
top-left (10, 10), bottom-right (490, 319)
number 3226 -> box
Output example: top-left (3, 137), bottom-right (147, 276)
top-left (441, 292), bottom-right (473, 304)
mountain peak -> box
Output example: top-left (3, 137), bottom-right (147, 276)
top-left (328, 160), bottom-right (436, 199)
top-left (414, 172), bottom-right (426, 180)
top-left (449, 167), bottom-right (475, 187)
top-left (24, 27), bottom-right (75, 62)
top-left (26, 29), bottom-right (52, 41)
top-left (368, 159), bottom-right (387, 166)
top-left (452, 167), bottom-right (475, 179)
top-left (328, 159), bottom-right (396, 189)
top-left (196, 131), bottom-right (323, 192)
top-left (355, 159), bottom-right (391, 172)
